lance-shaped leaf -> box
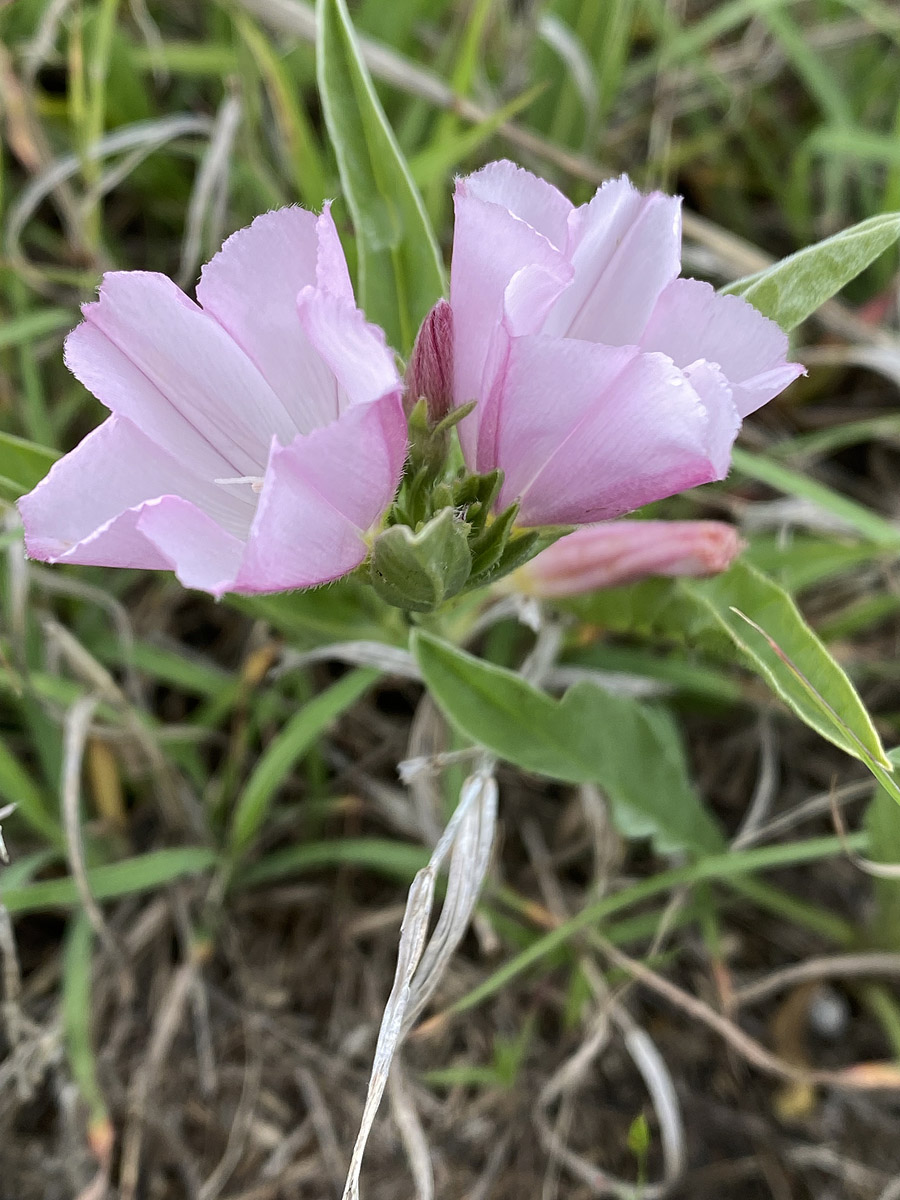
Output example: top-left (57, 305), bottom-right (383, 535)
top-left (681, 560), bottom-right (890, 768)
top-left (726, 211), bottom-right (900, 330)
top-left (412, 631), bottom-right (723, 856)
top-left (316, 0), bottom-right (445, 353)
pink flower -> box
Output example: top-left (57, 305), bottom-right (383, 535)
top-left (519, 520), bottom-right (744, 597)
top-left (450, 161), bottom-right (803, 527)
top-left (19, 207), bottom-right (407, 597)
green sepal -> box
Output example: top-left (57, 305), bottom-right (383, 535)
top-left (465, 524), bottom-right (573, 592)
top-left (370, 507), bottom-right (473, 612)
top-left (431, 400), bottom-right (477, 437)
top-left (468, 502), bottom-right (521, 579)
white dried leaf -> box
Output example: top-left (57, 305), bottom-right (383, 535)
top-left (341, 768), bottom-right (497, 1200)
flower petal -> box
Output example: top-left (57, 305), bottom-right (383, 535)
top-left (234, 394), bottom-right (406, 593)
top-left (316, 203), bottom-right (354, 301)
top-left (451, 178), bottom-right (572, 462)
top-left (542, 177), bottom-right (682, 344)
top-left (19, 414), bottom-right (254, 566)
top-left (640, 278), bottom-right (804, 416)
top-left (136, 497), bottom-right (245, 596)
top-left (486, 336), bottom-right (739, 525)
top-left (462, 160), bottom-right (573, 249)
top-left (197, 206), bottom-right (352, 433)
top-left (681, 359), bottom-right (741, 472)
top-left (67, 272), bottom-right (298, 475)
top-left (296, 288), bottom-right (402, 412)
top-left (281, 393), bottom-right (407, 530)
top-left (483, 336), bottom-right (637, 494)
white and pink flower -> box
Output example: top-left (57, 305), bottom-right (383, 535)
top-left (449, 161), bottom-right (803, 527)
top-left (19, 206), bottom-right (408, 597)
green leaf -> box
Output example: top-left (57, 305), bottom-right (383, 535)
top-left (726, 211), bottom-right (900, 330)
top-left (228, 668), bottom-right (378, 859)
top-left (316, 0), bottom-right (445, 352)
top-left (0, 430), bottom-right (59, 500)
top-left (238, 837), bottom-right (429, 888)
top-left (412, 631), bottom-right (722, 855)
top-left (681, 560), bottom-right (890, 768)
top-left (566, 643), bottom-right (741, 705)
top-left (0, 848), bottom-right (217, 913)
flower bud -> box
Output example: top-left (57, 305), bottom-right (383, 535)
top-left (518, 520), bottom-right (744, 598)
top-left (370, 507), bottom-right (471, 611)
top-left (406, 299), bottom-right (454, 423)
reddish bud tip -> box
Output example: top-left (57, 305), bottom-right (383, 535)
top-left (406, 299), bottom-right (454, 423)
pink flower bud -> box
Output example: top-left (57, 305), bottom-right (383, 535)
top-left (519, 520), bottom-right (744, 598)
top-left (406, 299), bottom-right (454, 423)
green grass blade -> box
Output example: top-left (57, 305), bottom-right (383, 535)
top-left (449, 833), bottom-right (867, 1016)
top-left (0, 430), bottom-right (59, 497)
top-left (0, 848), bottom-right (217, 913)
top-left (234, 11), bottom-right (328, 208)
top-left (0, 737), bottom-right (62, 847)
top-left (62, 913), bottom-right (110, 1130)
top-left (0, 308), bottom-right (73, 351)
top-left (316, 0), bottom-right (445, 352)
top-left (228, 667), bottom-right (378, 859)
top-left (730, 447), bottom-right (900, 547)
top-left (239, 837), bottom-right (429, 887)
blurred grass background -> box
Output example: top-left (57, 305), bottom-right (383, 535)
top-left (3, 1), bottom-right (900, 1197)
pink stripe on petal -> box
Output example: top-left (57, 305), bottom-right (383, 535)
top-left (235, 441), bottom-right (368, 594)
top-left (279, 394), bottom-right (407, 531)
top-left (234, 394), bottom-right (406, 594)
top-left (31, 496), bottom-right (245, 596)
top-left (450, 185), bottom-right (571, 464)
top-left (137, 497), bottom-right (245, 596)
top-left (26, 505), bottom-right (173, 571)
top-left (483, 336), bottom-right (639, 502)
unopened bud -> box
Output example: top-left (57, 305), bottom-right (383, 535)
top-left (518, 520), bottom-right (744, 598)
top-left (370, 507), bottom-right (471, 611)
top-left (406, 299), bottom-right (454, 423)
